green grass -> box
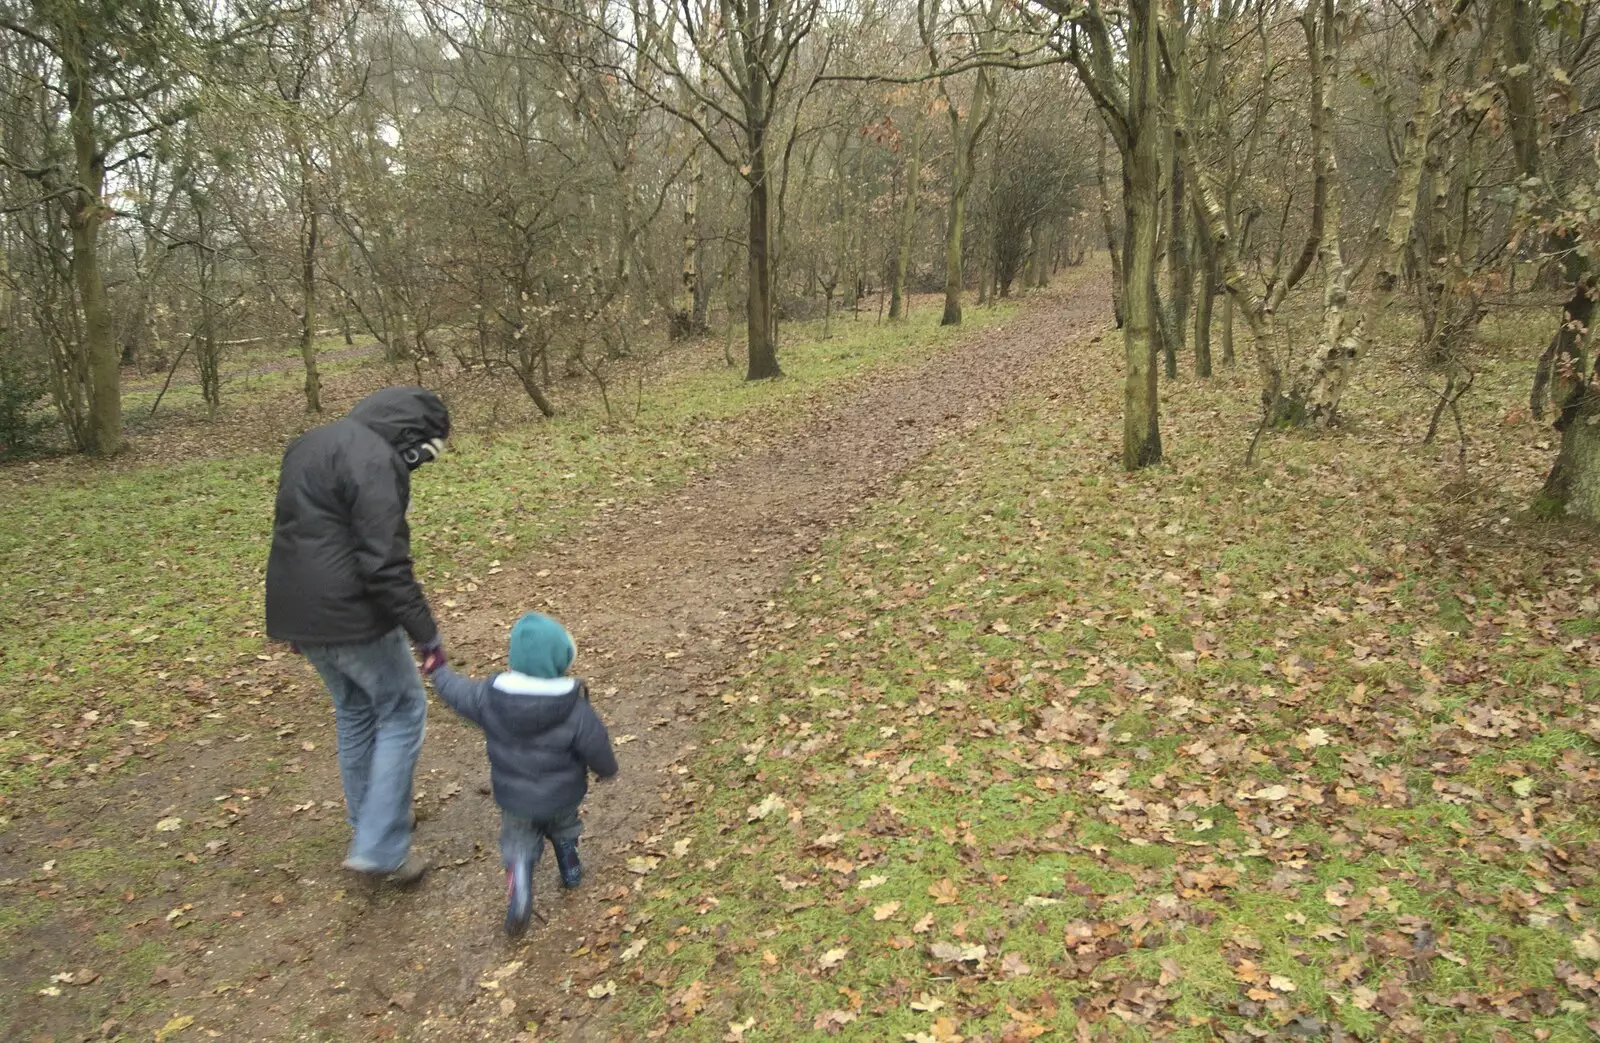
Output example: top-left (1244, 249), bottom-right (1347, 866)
top-left (587, 337), bottom-right (1600, 1040)
top-left (0, 304), bottom-right (1014, 800)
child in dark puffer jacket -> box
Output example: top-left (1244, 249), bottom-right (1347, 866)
top-left (426, 612), bottom-right (618, 936)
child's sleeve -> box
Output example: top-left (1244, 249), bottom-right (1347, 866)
top-left (573, 700), bottom-right (619, 779)
top-left (430, 665), bottom-right (488, 727)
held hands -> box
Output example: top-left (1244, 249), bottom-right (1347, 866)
top-left (416, 637), bottom-right (447, 676)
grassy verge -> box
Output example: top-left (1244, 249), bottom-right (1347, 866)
top-left (0, 303), bottom-right (1015, 802)
top-left (586, 342), bottom-right (1600, 1040)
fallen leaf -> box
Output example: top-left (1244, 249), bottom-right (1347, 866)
top-left (910, 993), bottom-right (945, 1012)
top-left (675, 979), bottom-right (707, 1017)
top-left (620, 937), bottom-right (648, 962)
top-left (1295, 727), bottom-right (1332, 750)
top-left (725, 1017), bottom-right (757, 1042)
top-left (1268, 974), bottom-right (1297, 992)
top-left (1249, 784), bottom-right (1290, 802)
top-left (156, 1015), bottom-right (195, 1041)
top-left (1000, 951), bottom-right (1032, 979)
top-left (819, 947), bottom-right (849, 970)
top-left (928, 878), bottom-right (960, 904)
top-left (912, 913), bottom-right (936, 934)
top-left (155, 817), bottom-right (183, 833)
top-left (857, 875), bottom-right (887, 891)
top-left (586, 980), bottom-right (617, 999)
top-left (814, 1009), bottom-right (857, 1033)
top-left (873, 901), bottom-right (902, 921)
top-left (907, 1015), bottom-right (966, 1043)
top-left (625, 856), bottom-right (660, 875)
top-left (1574, 930), bottom-right (1600, 962)
top-left (929, 941), bottom-right (986, 964)
top-left (746, 794), bottom-right (786, 822)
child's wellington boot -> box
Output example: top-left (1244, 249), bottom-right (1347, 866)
top-left (504, 859), bottom-right (534, 936)
top-left (553, 839), bottom-right (583, 889)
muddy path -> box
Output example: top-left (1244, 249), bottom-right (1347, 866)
top-left (1, 271), bottom-right (1111, 1043)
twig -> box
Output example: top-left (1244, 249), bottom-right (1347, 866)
top-left (148, 333), bottom-right (200, 416)
top-left (1244, 398), bottom-right (1272, 465)
top-left (1448, 370), bottom-right (1475, 474)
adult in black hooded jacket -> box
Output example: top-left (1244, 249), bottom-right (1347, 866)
top-left (265, 386), bottom-right (450, 883)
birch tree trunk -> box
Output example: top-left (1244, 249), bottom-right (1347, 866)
top-left (1281, 0), bottom-right (1353, 424)
top-left (1284, 0), bottom-right (1463, 424)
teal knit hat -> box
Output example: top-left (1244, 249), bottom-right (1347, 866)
top-left (508, 612), bottom-right (576, 678)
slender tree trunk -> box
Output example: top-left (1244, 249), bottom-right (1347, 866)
top-left (1165, 158), bottom-right (1191, 380)
top-left (679, 142), bottom-right (702, 334)
top-left (295, 141), bottom-right (323, 413)
top-left (744, 91), bottom-right (780, 380)
top-left (941, 158), bottom-right (968, 325)
top-left (64, 59), bottom-right (121, 456)
top-left (1097, 130), bottom-right (1125, 328)
top-left (977, 230), bottom-right (991, 305)
top-left (188, 189), bottom-right (221, 417)
top-left (1032, 221), bottom-right (1051, 289)
top-left (300, 210), bottom-right (322, 411)
top-left (1221, 294), bottom-right (1234, 365)
top-left (889, 100), bottom-right (928, 321)
top-left (1120, 0), bottom-right (1163, 469)
top-left (1194, 221), bottom-right (1215, 378)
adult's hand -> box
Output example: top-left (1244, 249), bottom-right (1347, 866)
top-left (417, 637), bottom-right (447, 676)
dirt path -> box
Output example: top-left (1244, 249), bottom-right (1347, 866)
top-left (2, 273), bottom-right (1111, 1043)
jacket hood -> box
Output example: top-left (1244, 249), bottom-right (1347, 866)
top-left (348, 386), bottom-right (450, 452)
top-left (488, 672), bottom-right (582, 734)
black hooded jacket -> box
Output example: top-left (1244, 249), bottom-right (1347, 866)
top-left (265, 386), bottom-right (450, 646)
top-left (430, 667), bottom-right (619, 818)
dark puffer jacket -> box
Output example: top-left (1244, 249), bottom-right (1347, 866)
top-left (265, 387), bottom-right (449, 646)
top-left (430, 667), bottom-right (619, 818)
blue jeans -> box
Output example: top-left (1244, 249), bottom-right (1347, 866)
top-left (301, 628), bottom-right (426, 873)
top-left (500, 804), bottom-right (583, 868)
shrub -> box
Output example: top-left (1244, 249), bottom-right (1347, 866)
top-left (0, 353), bottom-right (53, 461)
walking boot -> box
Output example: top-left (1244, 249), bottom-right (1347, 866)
top-left (505, 859), bottom-right (534, 937)
top-left (553, 839), bottom-right (583, 889)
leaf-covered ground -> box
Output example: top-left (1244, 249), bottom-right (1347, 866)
top-left (4, 272), bottom-right (1599, 1043)
top-left (581, 309), bottom-right (1600, 1042)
